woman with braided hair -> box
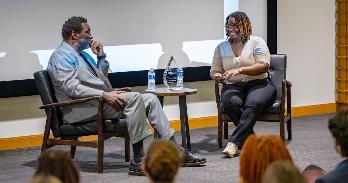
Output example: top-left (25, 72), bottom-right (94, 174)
top-left (240, 135), bottom-right (293, 183)
top-left (210, 11), bottom-right (277, 157)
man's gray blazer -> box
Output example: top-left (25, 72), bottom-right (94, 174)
top-left (47, 41), bottom-right (112, 123)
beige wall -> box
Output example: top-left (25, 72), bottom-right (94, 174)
top-left (278, 0), bottom-right (335, 106)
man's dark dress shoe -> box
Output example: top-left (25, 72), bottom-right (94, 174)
top-left (181, 147), bottom-right (207, 167)
top-left (128, 160), bottom-right (144, 176)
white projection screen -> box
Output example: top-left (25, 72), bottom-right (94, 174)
top-left (0, 0), bottom-right (245, 82)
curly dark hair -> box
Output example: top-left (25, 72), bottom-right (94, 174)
top-left (61, 16), bottom-right (87, 40)
top-left (329, 111), bottom-right (348, 157)
top-left (225, 11), bottom-right (252, 44)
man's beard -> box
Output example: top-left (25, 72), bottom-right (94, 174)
top-left (78, 38), bottom-right (91, 51)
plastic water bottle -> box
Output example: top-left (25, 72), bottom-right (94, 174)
top-left (176, 67), bottom-right (184, 89)
top-left (148, 68), bottom-right (156, 91)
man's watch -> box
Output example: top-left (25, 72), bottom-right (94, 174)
top-left (238, 67), bottom-right (243, 74)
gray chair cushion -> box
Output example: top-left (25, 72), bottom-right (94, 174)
top-left (60, 119), bottom-right (127, 137)
top-left (269, 54), bottom-right (286, 100)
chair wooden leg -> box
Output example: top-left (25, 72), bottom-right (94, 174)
top-left (41, 110), bottom-right (52, 154)
top-left (280, 121), bottom-right (285, 141)
top-left (224, 122), bottom-right (228, 139)
top-left (218, 118), bottom-right (223, 148)
top-left (41, 131), bottom-right (49, 154)
top-left (70, 137), bottom-right (78, 159)
top-left (125, 136), bottom-right (130, 162)
top-left (97, 138), bottom-right (104, 173)
top-left (287, 118), bottom-right (292, 140)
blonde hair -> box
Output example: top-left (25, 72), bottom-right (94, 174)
top-left (144, 141), bottom-right (180, 182)
top-left (240, 135), bottom-right (292, 183)
top-left (32, 174), bottom-right (63, 183)
top-left (262, 160), bottom-right (306, 183)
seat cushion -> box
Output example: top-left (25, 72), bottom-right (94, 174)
top-left (60, 119), bottom-right (128, 137)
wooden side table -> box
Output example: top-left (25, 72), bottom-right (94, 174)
top-left (145, 87), bottom-right (197, 151)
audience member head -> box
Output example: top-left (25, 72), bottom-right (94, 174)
top-left (32, 174), bottom-right (63, 183)
top-left (143, 141), bottom-right (181, 183)
top-left (328, 111), bottom-right (348, 157)
top-left (61, 16), bottom-right (87, 40)
top-left (225, 11), bottom-right (252, 44)
top-left (239, 135), bottom-right (293, 183)
top-left (34, 150), bottom-right (80, 183)
top-left (262, 160), bottom-right (306, 183)
top-left (302, 164), bottom-right (326, 183)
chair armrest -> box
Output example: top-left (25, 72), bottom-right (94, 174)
top-left (39, 96), bottom-right (102, 109)
top-left (215, 81), bottom-right (225, 118)
top-left (215, 81), bottom-right (223, 103)
top-left (281, 80), bottom-right (292, 115)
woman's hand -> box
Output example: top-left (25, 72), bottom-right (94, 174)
top-left (223, 69), bottom-right (240, 80)
top-left (213, 73), bottom-right (225, 82)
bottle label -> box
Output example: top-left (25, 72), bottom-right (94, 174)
top-left (177, 71), bottom-right (183, 78)
top-left (148, 74), bottom-right (155, 80)
top-left (176, 70), bottom-right (184, 89)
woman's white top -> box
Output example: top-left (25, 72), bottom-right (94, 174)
top-left (210, 36), bottom-right (270, 84)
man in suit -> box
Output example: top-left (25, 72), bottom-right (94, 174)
top-left (47, 16), bottom-right (206, 176)
top-left (315, 111), bottom-right (348, 183)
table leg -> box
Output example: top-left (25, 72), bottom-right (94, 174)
top-left (153, 96), bottom-right (164, 139)
top-left (179, 96), bottom-right (191, 151)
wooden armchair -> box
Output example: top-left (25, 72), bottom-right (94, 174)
top-left (34, 70), bottom-right (130, 173)
top-left (215, 54), bottom-right (292, 148)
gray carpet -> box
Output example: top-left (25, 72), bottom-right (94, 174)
top-left (0, 114), bottom-right (343, 183)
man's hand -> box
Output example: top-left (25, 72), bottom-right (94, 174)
top-left (91, 40), bottom-right (105, 57)
top-left (102, 91), bottom-right (127, 111)
top-left (223, 69), bottom-right (240, 80)
top-left (113, 87), bottom-right (131, 92)
top-left (212, 73), bottom-right (225, 82)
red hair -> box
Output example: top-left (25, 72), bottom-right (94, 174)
top-left (239, 135), bottom-right (292, 183)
